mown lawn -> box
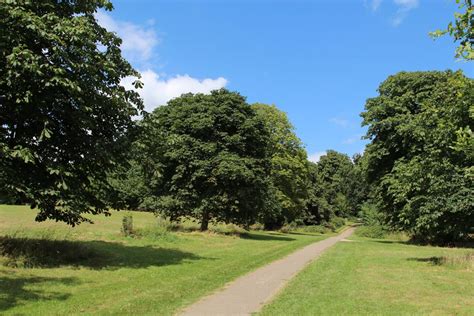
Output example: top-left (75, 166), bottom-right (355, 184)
top-left (259, 233), bottom-right (474, 315)
top-left (0, 205), bottom-right (329, 315)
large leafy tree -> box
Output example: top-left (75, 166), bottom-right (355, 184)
top-left (138, 89), bottom-right (273, 231)
top-left (251, 103), bottom-right (308, 228)
top-left (0, 1), bottom-right (143, 225)
top-left (362, 71), bottom-right (473, 243)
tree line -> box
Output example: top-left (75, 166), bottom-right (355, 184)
top-left (0, 0), bottom-right (472, 243)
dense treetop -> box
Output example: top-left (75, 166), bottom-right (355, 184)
top-left (136, 89), bottom-right (274, 230)
top-left (362, 70), bottom-right (473, 242)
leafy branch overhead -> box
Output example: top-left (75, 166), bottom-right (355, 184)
top-left (430, 0), bottom-right (473, 60)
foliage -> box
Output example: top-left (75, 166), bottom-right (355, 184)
top-left (0, 0), bottom-right (144, 225)
top-left (430, 0), bottom-right (473, 60)
top-left (304, 151), bottom-right (359, 225)
top-left (355, 225), bottom-right (386, 239)
top-left (121, 214), bottom-right (134, 237)
top-left (136, 89), bottom-right (273, 230)
top-left (251, 103), bottom-right (309, 228)
top-left (107, 160), bottom-right (147, 210)
top-left (362, 70), bottom-right (474, 243)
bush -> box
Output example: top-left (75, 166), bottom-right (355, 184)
top-left (330, 217), bottom-right (346, 230)
top-left (297, 225), bottom-right (332, 234)
top-left (209, 223), bottom-right (246, 235)
top-left (358, 203), bottom-right (383, 226)
top-left (356, 225), bottom-right (387, 238)
top-left (249, 223), bottom-right (265, 231)
top-left (279, 222), bottom-right (298, 233)
top-left (121, 214), bottom-right (134, 236)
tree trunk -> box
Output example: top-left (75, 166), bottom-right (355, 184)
top-left (200, 212), bottom-right (209, 231)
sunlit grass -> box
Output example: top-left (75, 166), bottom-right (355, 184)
top-left (0, 205), bottom-right (330, 315)
top-left (259, 235), bottom-right (474, 315)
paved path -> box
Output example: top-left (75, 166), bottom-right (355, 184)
top-left (180, 227), bottom-right (355, 316)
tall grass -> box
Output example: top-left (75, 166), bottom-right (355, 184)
top-left (0, 230), bottom-right (97, 268)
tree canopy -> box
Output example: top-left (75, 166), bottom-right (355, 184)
top-left (137, 89), bottom-right (273, 230)
top-left (0, 0), bottom-right (143, 225)
top-left (251, 103), bottom-right (309, 228)
top-left (362, 70), bottom-right (473, 242)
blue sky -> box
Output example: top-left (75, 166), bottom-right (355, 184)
top-left (99, 0), bottom-right (473, 162)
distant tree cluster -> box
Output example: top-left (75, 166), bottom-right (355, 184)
top-left (108, 92), bottom-right (367, 231)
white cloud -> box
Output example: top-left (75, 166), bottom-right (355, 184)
top-left (392, 0), bottom-right (419, 26)
top-left (122, 70), bottom-right (228, 112)
top-left (96, 12), bottom-right (228, 112)
top-left (308, 151), bottom-right (326, 163)
top-left (329, 117), bottom-right (349, 128)
top-left (95, 11), bottom-right (159, 63)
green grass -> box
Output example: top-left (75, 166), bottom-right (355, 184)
top-left (0, 205), bottom-right (331, 315)
top-left (259, 234), bottom-right (474, 315)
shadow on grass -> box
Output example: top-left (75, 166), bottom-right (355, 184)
top-left (372, 239), bottom-right (474, 249)
top-left (287, 232), bottom-right (324, 237)
top-left (407, 257), bottom-right (444, 265)
top-left (408, 253), bottom-right (473, 268)
top-left (0, 274), bottom-right (79, 312)
top-left (240, 232), bottom-right (295, 241)
top-left (0, 236), bottom-right (203, 269)
top-left (371, 240), bottom-right (409, 245)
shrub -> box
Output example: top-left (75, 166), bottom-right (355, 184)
top-left (250, 223), bottom-right (265, 231)
top-left (121, 214), bottom-right (134, 236)
top-left (279, 222), bottom-right (298, 233)
top-left (297, 225), bottom-right (332, 234)
top-left (330, 217), bottom-right (346, 230)
top-left (356, 225), bottom-right (387, 238)
top-left (209, 223), bottom-right (246, 235)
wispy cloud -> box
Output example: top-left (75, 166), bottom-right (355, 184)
top-left (308, 151), bottom-right (326, 163)
top-left (329, 117), bottom-right (350, 128)
top-left (392, 0), bottom-right (419, 26)
top-left (122, 71), bottom-right (228, 113)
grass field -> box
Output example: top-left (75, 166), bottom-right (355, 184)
top-left (0, 205), bottom-right (330, 315)
top-left (259, 234), bottom-right (474, 315)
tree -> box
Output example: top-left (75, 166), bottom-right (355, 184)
top-left (316, 150), bottom-right (354, 217)
top-left (251, 103), bottom-right (309, 228)
top-left (303, 151), bottom-right (357, 225)
top-left (138, 89), bottom-right (273, 231)
top-left (430, 0), bottom-right (473, 60)
top-left (303, 161), bottom-right (330, 224)
top-left (362, 71), bottom-right (473, 243)
top-left (0, 1), bottom-right (143, 225)
top-left (346, 153), bottom-right (371, 215)
top-left (107, 159), bottom-right (147, 211)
